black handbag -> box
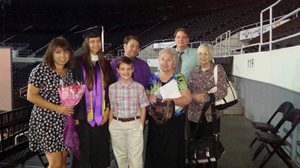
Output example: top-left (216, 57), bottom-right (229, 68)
top-left (149, 99), bottom-right (175, 125)
top-left (187, 94), bottom-right (224, 165)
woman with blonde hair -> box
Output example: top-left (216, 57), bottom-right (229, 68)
top-left (145, 48), bottom-right (192, 168)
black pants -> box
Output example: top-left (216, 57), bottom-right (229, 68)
top-left (188, 118), bottom-right (220, 168)
top-left (189, 117), bottom-right (220, 141)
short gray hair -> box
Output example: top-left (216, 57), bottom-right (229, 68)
top-left (158, 48), bottom-right (178, 65)
top-left (197, 43), bottom-right (213, 56)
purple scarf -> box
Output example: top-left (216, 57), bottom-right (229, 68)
top-left (81, 63), bottom-right (103, 127)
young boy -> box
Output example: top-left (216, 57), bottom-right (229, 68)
top-left (109, 56), bottom-right (149, 168)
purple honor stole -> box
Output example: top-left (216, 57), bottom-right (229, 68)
top-left (82, 63), bottom-right (104, 127)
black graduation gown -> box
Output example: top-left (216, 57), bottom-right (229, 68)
top-left (71, 56), bottom-right (115, 168)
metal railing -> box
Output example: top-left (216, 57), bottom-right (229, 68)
top-left (212, 0), bottom-right (300, 56)
top-left (231, 15), bottom-right (284, 35)
top-left (231, 7), bottom-right (300, 54)
top-left (140, 38), bottom-right (174, 51)
top-left (0, 106), bottom-right (33, 167)
top-left (19, 86), bottom-right (28, 99)
top-left (259, 0), bottom-right (282, 51)
top-left (213, 30), bottom-right (231, 57)
top-left (0, 106), bottom-right (32, 152)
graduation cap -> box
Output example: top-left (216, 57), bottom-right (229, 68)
top-left (82, 27), bottom-right (101, 39)
top-left (75, 26), bottom-right (105, 52)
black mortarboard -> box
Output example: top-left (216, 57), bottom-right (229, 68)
top-left (82, 27), bottom-right (101, 39)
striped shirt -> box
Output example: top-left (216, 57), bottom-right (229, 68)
top-left (109, 79), bottom-right (150, 118)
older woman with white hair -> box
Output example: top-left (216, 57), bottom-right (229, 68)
top-left (188, 43), bottom-right (228, 141)
top-left (145, 48), bottom-right (192, 168)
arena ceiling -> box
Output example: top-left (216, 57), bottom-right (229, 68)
top-left (4, 0), bottom-right (261, 16)
top-left (1, 0), bottom-right (269, 30)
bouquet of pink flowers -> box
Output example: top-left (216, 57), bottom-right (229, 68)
top-left (58, 83), bottom-right (86, 159)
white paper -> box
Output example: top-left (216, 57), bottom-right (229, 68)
top-left (159, 79), bottom-right (182, 111)
top-left (159, 79), bottom-right (181, 99)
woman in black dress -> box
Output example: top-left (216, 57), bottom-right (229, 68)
top-left (72, 28), bottom-right (115, 168)
top-left (27, 37), bottom-right (75, 168)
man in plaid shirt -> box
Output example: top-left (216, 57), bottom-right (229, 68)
top-left (109, 56), bottom-right (149, 168)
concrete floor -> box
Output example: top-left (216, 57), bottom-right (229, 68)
top-left (218, 115), bottom-right (295, 168)
top-left (16, 114), bottom-right (298, 168)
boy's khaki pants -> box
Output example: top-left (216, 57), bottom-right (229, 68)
top-left (109, 119), bottom-right (144, 168)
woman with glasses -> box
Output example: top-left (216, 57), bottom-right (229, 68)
top-left (188, 43), bottom-right (228, 143)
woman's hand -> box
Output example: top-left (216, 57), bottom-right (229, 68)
top-left (161, 98), bottom-right (172, 103)
top-left (192, 93), bottom-right (206, 103)
top-left (149, 95), bottom-right (158, 104)
top-left (55, 105), bottom-right (73, 116)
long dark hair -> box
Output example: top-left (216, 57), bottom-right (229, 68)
top-left (81, 38), bottom-right (109, 90)
top-left (43, 36), bottom-right (75, 69)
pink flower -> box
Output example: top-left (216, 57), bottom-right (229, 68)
top-left (58, 84), bottom-right (86, 107)
top-left (58, 83), bottom-right (86, 160)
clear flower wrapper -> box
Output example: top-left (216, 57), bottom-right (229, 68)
top-left (58, 82), bottom-right (86, 159)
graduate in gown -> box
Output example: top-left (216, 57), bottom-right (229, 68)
top-left (72, 28), bottom-right (115, 168)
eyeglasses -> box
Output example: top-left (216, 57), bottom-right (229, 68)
top-left (198, 52), bottom-right (210, 57)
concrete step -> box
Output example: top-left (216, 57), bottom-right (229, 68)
top-left (223, 104), bottom-right (244, 115)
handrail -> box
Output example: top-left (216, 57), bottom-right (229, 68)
top-left (15, 131), bottom-right (29, 145)
top-left (259, 0), bottom-right (282, 51)
top-left (0, 43), bottom-right (30, 50)
top-left (140, 38), bottom-right (174, 50)
top-left (272, 8), bottom-right (300, 26)
top-left (270, 32), bottom-right (300, 44)
top-left (0, 105), bottom-right (32, 116)
top-left (231, 42), bottom-right (260, 54)
top-left (229, 0), bottom-right (299, 54)
top-left (231, 15), bottom-right (284, 35)
top-left (231, 32), bottom-right (300, 54)
top-left (0, 105), bottom-right (33, 165)
top-left (0, 35), bottom-right (16, 45)
top-left (214, 30), bottom-right (231, 57)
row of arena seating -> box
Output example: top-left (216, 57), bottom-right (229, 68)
top-left (3, 0), bottom-right (298, 57)
top-left (242, 16), bottom-right (300, 53)
top-left (12, 63), bottom-right (38, 90)
top-left (0, 0), bottom-right (278, 56)
top-left (2, 0), bottom-right (299, 56)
